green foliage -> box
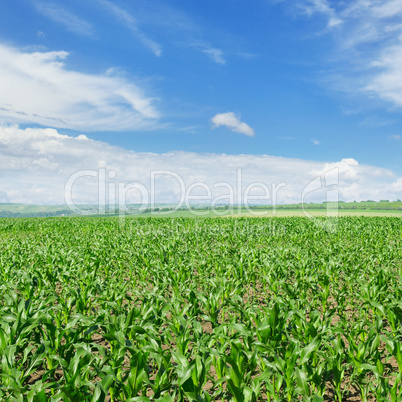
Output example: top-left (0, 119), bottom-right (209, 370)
top-left (0, 216), bottom-right (401, 400)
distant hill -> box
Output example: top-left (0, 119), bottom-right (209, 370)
top-left (0, 203), bottom-right (72, 218)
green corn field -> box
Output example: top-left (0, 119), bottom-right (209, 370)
top-left (0, 216), bottom-right (401, 401)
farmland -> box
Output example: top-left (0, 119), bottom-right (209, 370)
top-left (2, 200), bottom-right (402, 218)
top-left (0, 216), bottom-right (401, 401)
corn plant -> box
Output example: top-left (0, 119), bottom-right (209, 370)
top-left (0, 216), bottom-right (401, 400)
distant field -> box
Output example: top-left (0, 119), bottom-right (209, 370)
top-left (0, 203), bottom-right (71, 217)
top-left (1, 200), bottom-right (402, 218)
top-left (137, 208), bottom-right (402, 218)
top-left (0, 203), bottom-right (64, 213)
top-left (230, 209), bottom-right (402, 218)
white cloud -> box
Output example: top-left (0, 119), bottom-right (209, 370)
top-left (359, 116), bottom-right (396, 127)
top-left (312, 139), bottom-right (320, 145)
top-left (212, 112), bottom-right (255, 137)
top-left (202, 47), bottom-right (226, 64)
top-left (0, 125), bottom-right (400, 206)
top-left (0, 43), bottom-right (159, 131)
top-left (102, 1), bottom-right (230, 64)
top-left (35, 3), bottom-right (94, 37)
top-left (188, 41), bottom-right (226, 64)
top-left (288, 1), bottom-right (402, 110)
top-left (95, 1), bottom-right (230, 64)
top-left (301, 0), bottom-right (342, 29)
top-left (364, 40), bottom-right (402, 107)
top-left (371, 0), bottom-right (402, 18)
top-left (98, 0), bottom-right (162, 56)
top-left (388, 134), bottom-right (401, 140)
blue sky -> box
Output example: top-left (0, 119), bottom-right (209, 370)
top-left (0, 0), bottom-right (402, 205)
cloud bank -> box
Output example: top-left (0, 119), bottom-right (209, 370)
top-left (212, 112), bottom-right (255, 137)
top-left (0, 125), bottom-right (400, 206)
top-left (0, 44), bottom-right (159, 131)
